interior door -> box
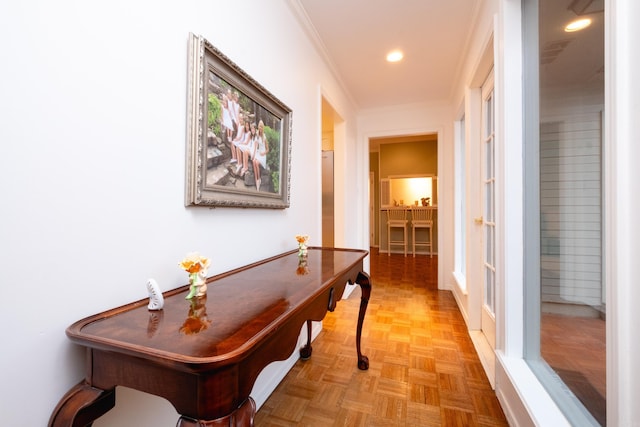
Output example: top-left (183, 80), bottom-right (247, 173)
top-left (481, 71), bottom-right (496, 348)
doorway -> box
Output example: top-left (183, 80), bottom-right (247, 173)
top-left (321, 98), bottom-right (336, 247)
top-left (369, 134), bottom-right (438, 254)
top-left (322, 151), bottom-right (334, 247)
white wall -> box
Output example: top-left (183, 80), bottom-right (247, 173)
top-left (0, 1), bottom-right (361, 425)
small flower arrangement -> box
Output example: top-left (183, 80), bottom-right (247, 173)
top-left (295, 234), bottom-right (309, 258)
top-left (179, 252), bottom-right (211, 299)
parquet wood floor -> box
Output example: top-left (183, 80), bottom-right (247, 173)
top-left (255, 248), bottom-right (509, 426)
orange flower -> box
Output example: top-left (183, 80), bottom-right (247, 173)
top-left (179, 252), bottom-right (211, 274)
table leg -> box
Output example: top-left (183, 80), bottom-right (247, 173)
top-left (177, 397), bottom-right (255, 427)
top-left (299, 319), bottom-right (313, 360)
top-left (355, 271), bottom-right (371, 370)
top-left (48, 381), bottom-right (115, 427)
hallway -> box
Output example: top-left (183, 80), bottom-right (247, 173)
top-left (255, 249), bottom-right (508, 426)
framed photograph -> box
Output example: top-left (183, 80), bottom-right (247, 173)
top-left (185, 33), bottom-right (292, 208)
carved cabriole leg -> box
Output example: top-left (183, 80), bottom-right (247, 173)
top-left (48, 381), bottom-right (115, 427)
top-left (177, 397), bottom-right (255, 427)
top-left (299, 319), bottom-right (313, 360)
top-left (355, 271), bottom-right (371, 370)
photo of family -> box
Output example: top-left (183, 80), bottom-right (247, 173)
top-left (185, 33), bottom-right (292, 209)
top-left (204, 72), bottom-right (282, 194)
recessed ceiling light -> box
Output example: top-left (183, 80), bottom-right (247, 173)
top-left (386, 50), bottom-right (404, 63)
top-left (564, 18), bottom-right (592, 32)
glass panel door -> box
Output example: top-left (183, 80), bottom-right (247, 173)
top-left (481, 71), bottom-right (496, 348)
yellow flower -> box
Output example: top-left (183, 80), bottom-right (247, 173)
top-left (295, 234), bottom-right (309, 244)
top-left (179, 252), bottom-right (211, 274)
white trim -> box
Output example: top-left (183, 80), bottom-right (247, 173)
top-left (498, 0), bottom-right (524, 361)
top-left (452, 270), bottom-right (468, 296)
top-left (465, 86), bottom-right (483, 331)
top-left (451, 275), bottom-right (471, 327)
top-left (342, 282), bottom-right (358, 299)
top-left (453, 113), bottom-right (467, 289)
top-left (469, 330), bottom-right (496, 389)
top-left (496, 353), bottom-right (571, 427)
top-left (607, 0), bottom-right (640, 424)
top-left (603, 0), bottom-right (618, 423)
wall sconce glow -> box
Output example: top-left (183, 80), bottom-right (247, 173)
top-left (386, 50), bottom-right (404, 63)
top-left (564, 18), bottom-right (591, 32)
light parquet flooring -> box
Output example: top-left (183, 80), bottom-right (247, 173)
top-left (254, 249), bottom-right (509, 426)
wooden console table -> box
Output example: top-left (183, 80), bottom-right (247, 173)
top-left (49, 247), bottom-right (371, 427)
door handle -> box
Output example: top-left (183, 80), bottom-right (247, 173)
top-left (474, 216), bottom-right (483, 224)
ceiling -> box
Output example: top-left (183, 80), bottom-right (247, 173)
top-left (291, 0), bottom-right (604, 110)
top-left (293, 0), bottom-right (481, 110)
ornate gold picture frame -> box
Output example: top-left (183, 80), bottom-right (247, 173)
top-left (185, 33), bottom-right (292, 208)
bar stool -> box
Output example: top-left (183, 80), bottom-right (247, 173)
top-left (387, 208), bottom-right (408, 257)
top-left (411, 206), bottom-right (433, 257)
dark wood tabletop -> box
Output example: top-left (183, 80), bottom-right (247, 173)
top-left (49, 247), bottom-right (371, 427)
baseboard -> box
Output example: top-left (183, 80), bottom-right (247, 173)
top-left (469, 330), bottom-right (496, 388)
top-left (342, 282), bottom-right (357, 299)
top-left (495, 352), bottom-right (571, 427)
top-left (250, 321), bottom-right (323, 409)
